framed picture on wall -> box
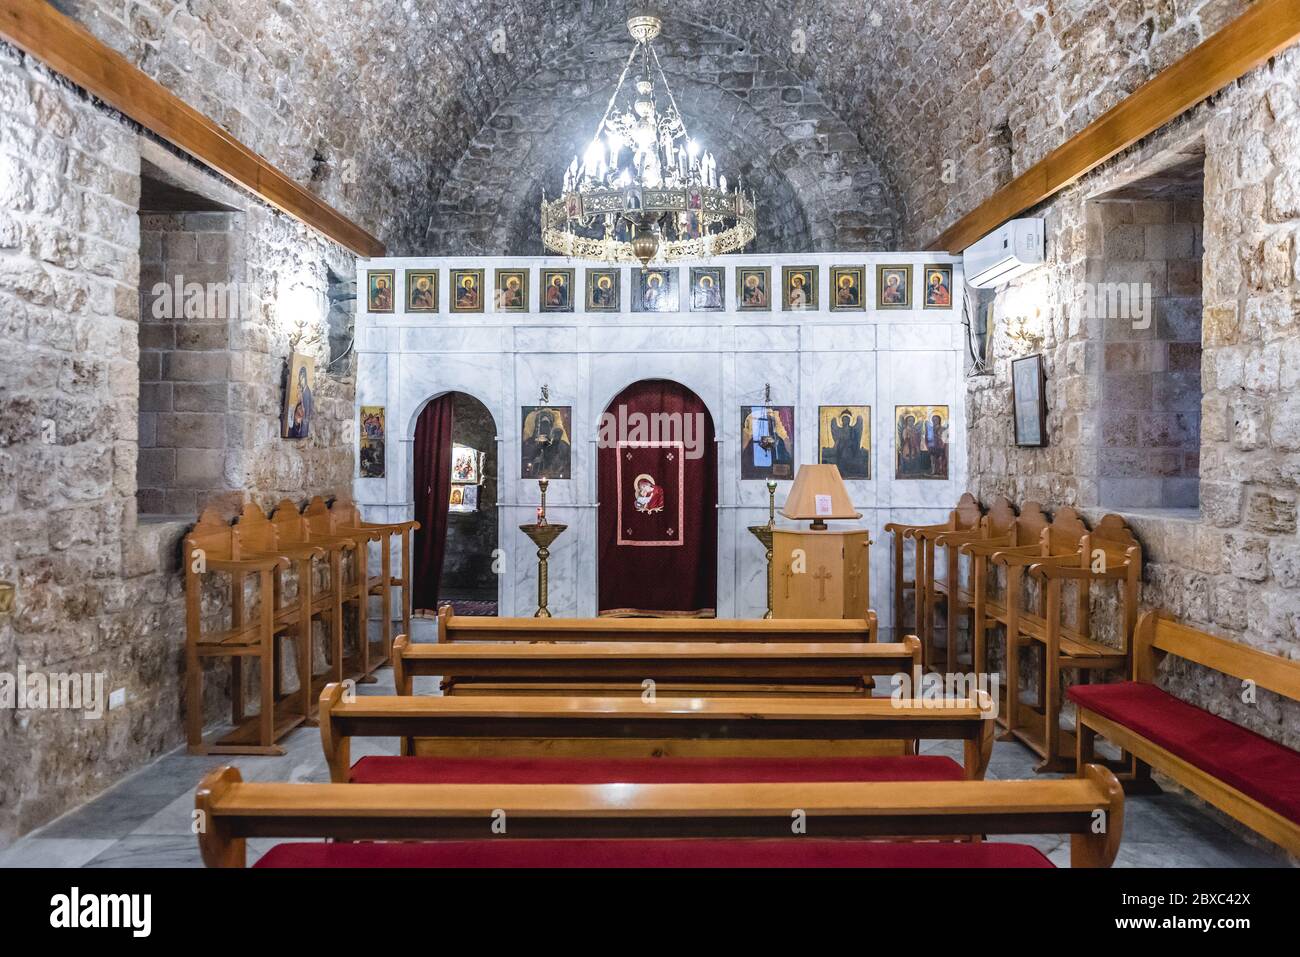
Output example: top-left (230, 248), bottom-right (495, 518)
top-left (633, 267), bottom-right (679, 312)
top-left (782, 265), bottom-right (817, 311)
top-left (689, 266), bottom-right (725, 311)
top-left (1011, 353), bottom-right (1047, 447)
top-left (282, 352), bottom-right (316, 439)
top-left (586, 269), bottom-right (620, 312)
top-left (736, 266), bottom-right (771, 311)
top-left (877, 265), bottom-right (912, 309)
top-left (740, 405), bottom-right (795, 480)
top-left (494, 269), bottom-right (528, 312)
top-left (818, 405), bottom-right (871, 479)
top-left (541, 268), bottom-right (575, 312)
top-left (923, 264), bottom-right (954, 309)
top-left (359, 405), bottom-right (385, 477)
top-left (450, 268), bottom-right (485, 313)
top-left (405, 270), bottom-right (437, 312)
top-left (895, 405), bottom-right (949, 480)
top-left (521, 406), bottom-right (573, 479)
top-left (366, 270), bottom-right (394, 313)
top-left (830, 266), bottom-right (865, 311)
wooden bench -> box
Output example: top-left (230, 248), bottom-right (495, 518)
top-left (392, 634), bottom-right (922, 699)
top-left (184, 509), bottom-right (295, 755)
top-left (1072, 611), bottom-right (1300, 855)
top-left (884, 493), bottom-right (982, 644)
top-left (317, 683), bottom-right (994, 776)
top-left (433, 607), bottom-right (877, 644)
top-left (195, 763), bottom-right (1124, 868)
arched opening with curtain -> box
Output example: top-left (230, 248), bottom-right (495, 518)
top-left (412, 391), bottom-right (500, 617)
top-left (596, 379), bottom-right (718, 617)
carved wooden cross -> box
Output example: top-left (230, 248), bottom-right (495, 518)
top-left (813, 565), bottom-right (832, 602)
top-left (781, 563), bottom-right (795, 599)
top-left (847, 560), bottom-right (860, 599)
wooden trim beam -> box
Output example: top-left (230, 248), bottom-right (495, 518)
top-left (0, 0), bottom-right (385, 258)
top-left (930, 0), bottom-right (1300, 253)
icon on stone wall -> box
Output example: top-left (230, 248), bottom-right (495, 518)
top-left (736, 266), bottom-right (770, 311)
top-left (282, 352), bottom-right (316, 439)
top-left (406, 270), bottom-right (437, 312)
top-left (633, 267), bottom-right (679, 313)
top-left (450, 269), bottom-right (485, 313)
top-left (782, 266), bottom-right (817, 311)
top-left (521, 406), bottom-right (573, 480)
top-left (877, 265), bottom-right (913, 309)
top-left (495, 269), bottom-right (529, 312)
top-left (586, 269), bottom-right (620, 312)
top-left (367, 270), bottom-right (394, 313)
top-left (819, 405), bottom-right (871, 479)
top-left (830, 266), bottom-right (865, 311)
top-left (359, 405), bottom-right (385, 477)
top-left (541, 268), bottom-right (575, 312)
top-left (690, 266), bottom-right (724, 311)
top-left (924, 264), bottom-right (954, 309)
top-left (895, 405), bottom-right (949, 480)
top-left (1012, 354), bottom-right (1047, 448)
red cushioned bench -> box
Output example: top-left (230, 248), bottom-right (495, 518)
top-left (253, 838), bottom-right (1053, 868)
top-left (1070, 611), bottom-right (1300, 855)
top-left (196, 764), bottom-right (1123, 868)
top-left (317, 685), bottom-right (996, 781)
top-left (348, 754), bottom-right (967, 784)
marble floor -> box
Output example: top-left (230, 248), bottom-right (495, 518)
top-left (0, 622), bottom-right (1290, 868)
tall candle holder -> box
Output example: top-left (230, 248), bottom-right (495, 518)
top-left (747, 478), bottom-right (779, 619)
top-left (520, 477), bottom-right (565, 617)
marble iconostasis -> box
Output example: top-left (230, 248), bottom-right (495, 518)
top-left (355, 253), bottom-right (967, 635)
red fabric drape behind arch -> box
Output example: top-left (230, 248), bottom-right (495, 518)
top-left (412, 394), bottom-right (455, 612)
top-left (598, 380), bottom-right (717, 617)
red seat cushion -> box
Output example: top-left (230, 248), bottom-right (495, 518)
top-left (349, 755), bottom-right (966, 785)
top-left (1069, 681), bottom-right (1300, 824)
top-left (254, 839), bottom-right (1052, 869)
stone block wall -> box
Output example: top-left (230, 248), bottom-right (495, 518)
top-left (0, 41), bottom-right (355, 848)
top-left (1090, 195), bottom-right (1204, 509)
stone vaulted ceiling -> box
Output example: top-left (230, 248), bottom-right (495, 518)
top-left (54, 0), bottom-right (1251, 253)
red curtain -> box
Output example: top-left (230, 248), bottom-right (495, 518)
top-left (598, 380), bottom-right (717, 616)
top-left (412, 394), bottom-right (455, 612)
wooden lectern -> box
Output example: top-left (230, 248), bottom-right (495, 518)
top-left (771, 464), bottom-right (871, 620)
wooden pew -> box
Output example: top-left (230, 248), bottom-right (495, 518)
top-left (195, 764), bottom-right (1125, 868)
top-left (929, 495), bottom-right (1018, 674)
top-left (317, 683), bottom-right (995, 777)
top-left (392, 634), bottom-right (922, 699)
top-left (884, 493), bottom-right (982, 648)
top-left (962, 501), bottom-right (1050, 681)
top-left (1073, 611), bottom-right (1300, 855)
top-left (433, 607), bottom-right (877, 644)
top-left (184, 509), bottom-right (294, 755)
top-left (1017, 514), bottom-right (1142, 771)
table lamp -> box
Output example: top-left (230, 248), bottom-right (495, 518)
top-left (780, 464), bottom-right (861, 530)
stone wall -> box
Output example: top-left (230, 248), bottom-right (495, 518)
top-left (0, 42), bottom-right (354, 847)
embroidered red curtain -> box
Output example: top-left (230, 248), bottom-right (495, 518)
top-left (598, 380), bottom-right (717, 617)
top-left (412, 394), bottom-right (455, 612)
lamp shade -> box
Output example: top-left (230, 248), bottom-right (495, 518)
top-left (780, 464), bottom-right (861, 526)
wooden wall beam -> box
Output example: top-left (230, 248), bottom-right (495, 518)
top-left (930, 0), bottom-right (1300, 253)
top-left (0, 0), bottom-right (385, 258)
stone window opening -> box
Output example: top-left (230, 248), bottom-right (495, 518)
top-left (1088, 146), bottom-right (1205, 514)
top-left (136, 156), bottom-right (245, 520)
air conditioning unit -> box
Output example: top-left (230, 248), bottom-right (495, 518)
top-left (962, 218), bottom-right (1044, 289)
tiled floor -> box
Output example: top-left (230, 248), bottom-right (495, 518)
top-left (0, 621), bottom-right (1289, 868)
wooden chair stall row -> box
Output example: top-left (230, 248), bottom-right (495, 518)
top-left (1073, 611), bottom-right (1300, 855)
top-left (196, 764), bottom-right (1125, 868)
top-left (317, 682), bottom-right (995, 778)
top-left (184, 495), bottom-right (418, 755)
top-left (889, 495), bottom-right (1144, 772)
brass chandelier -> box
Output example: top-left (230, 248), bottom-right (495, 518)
top-left (540, 14), bottom-right (758, 266)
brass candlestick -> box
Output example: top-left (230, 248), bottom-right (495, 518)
top-left (746, 479), bottom-right (779, 619)
top-left (519, 522), bottom-right (566, 617)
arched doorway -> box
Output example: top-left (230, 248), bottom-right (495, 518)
top-left (597, 379), bottom-right (717, 617)
top-left (412, 391), bottom-right (499, 616)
